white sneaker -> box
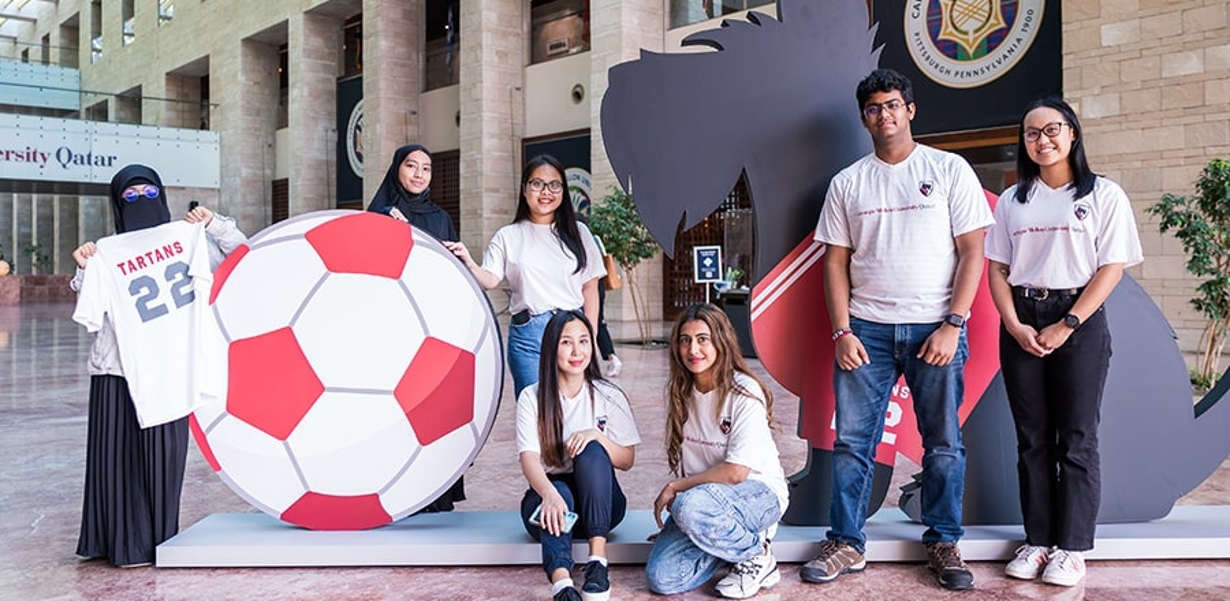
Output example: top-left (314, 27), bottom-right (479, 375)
top-left (1041, 549), bottom-right (1086, 587)
top-left (1005, 544), bottom-right (1050, 580)
top-left (603, 355), bottom-right (622, 378)
top-left (714, 549), bottom-right (779, 599)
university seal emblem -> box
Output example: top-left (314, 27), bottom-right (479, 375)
top-left (904, 0), bottom-right (1044, 89)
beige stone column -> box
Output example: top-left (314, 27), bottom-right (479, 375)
top-left (459, 0), bottom-right (524, 245)
top-left (362, 0), bottom-right (423, 205)
top-left (213, 39), bottom-right (279, 235)
top-left (289, 11), bottom-right (343, 215)
top-left (590, 0), bottom-right (663, 197)
top-left (590, 0), bottom-right (665, 325)
top-left (456, 0), bottom-right (525, 316)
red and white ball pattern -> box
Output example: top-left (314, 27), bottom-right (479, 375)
top-left (190, 210), bottom-right (502, 530)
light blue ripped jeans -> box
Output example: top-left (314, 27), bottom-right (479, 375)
top-left (645, 480), bottom-right (782, 595)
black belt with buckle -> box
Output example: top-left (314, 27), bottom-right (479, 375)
top-left (1013, 286), bottom-right (1084, 300)
top-left (511, 307), bottom-right (578, 326)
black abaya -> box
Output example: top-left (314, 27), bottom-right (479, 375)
top-left (77, 375), bottom-right (188, 566)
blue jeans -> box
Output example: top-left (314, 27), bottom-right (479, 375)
top-left (507, 310), bottom-right (561, 398)
top-left (827, 317), bottom-right (967, 551)
top-left (645, 480), bottom-right (781, 595)
top-left (520, 443), bottom-right (627, 577)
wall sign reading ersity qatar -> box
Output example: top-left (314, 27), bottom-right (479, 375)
top-left (0, 114), bottom-right (220, 188)
top-left (905, 0), bottom-right (1044, 89)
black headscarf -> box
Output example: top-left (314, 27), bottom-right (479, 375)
top-left (110, 164), bottom-right (171, 234)
top-left (366, 144), bottom-right (458, 242)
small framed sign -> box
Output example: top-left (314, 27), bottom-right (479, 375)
top-left (693, 245), bottom-right (723, 283)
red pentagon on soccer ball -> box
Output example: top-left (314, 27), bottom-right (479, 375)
top-left (304, 212), bottom-right (413, 279)
top-left (394, 337), bottom-right (476, 446)
top-left (227, 327), bottom-right (325, 441)
top-left (280, 491), bottom-right (392, 530)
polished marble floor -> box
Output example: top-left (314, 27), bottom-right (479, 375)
top-left (3, 303), bottom-right (1230, 600)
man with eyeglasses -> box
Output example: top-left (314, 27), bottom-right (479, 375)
top-left (801, 68), bottom-right (993, 590)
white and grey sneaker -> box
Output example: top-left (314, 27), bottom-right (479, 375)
top-left (715, 547), bottom-right (780, 599)
top-left (1041, 549), bottom-right (1086, 587)
top-left (603, 355), bottom-right (622, 378)
top-left (1005, 544), bottom-right (1050, 580)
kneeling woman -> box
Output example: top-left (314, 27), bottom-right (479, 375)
top-left (517, 311), bottom-right (640, 601)
top-left (646, 304), bottom-right (788, 599)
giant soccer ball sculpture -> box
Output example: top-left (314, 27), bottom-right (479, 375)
top-left (189, 211), bottom-right (503, 530)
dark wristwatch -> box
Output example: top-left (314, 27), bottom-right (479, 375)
top-left (943, 313), bottom-right (966, 328)
top-left (1063, 313), bottom-right (1082, 329)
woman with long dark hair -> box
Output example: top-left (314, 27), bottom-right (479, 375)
top-left (516, 311), bottom-right (639, 601)
top-left (445, 154), bottom-right (605, 396)
top-left (986, 98), bottom-right (1142, 587)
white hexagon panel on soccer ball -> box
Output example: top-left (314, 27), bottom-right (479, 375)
top-left (382, 423), bottom-right (479, 520)
top-left (292, 273), bottom-right (425, 391)
top-left (286, 391), bottom-right (418, 496)
top-left (203, 414), bottom-right (308, 515)
top-left (401, 244), bottom-right (488, 350)
top-left (211, 238), bottom-right (329, 342)
top-left (402, 243), bottom-right (504, 437)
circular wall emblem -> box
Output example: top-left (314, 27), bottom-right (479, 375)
top-left (566, 167), bottom-right (592, 218)
top-left (904, 0), bottom-right (1044, 89)
top-left (345, 99), bottom-right (365, 178)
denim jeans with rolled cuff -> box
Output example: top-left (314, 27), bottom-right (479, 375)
top-left (645, 480), bottom-right (782, 595)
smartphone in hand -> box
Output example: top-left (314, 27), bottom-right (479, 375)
top-left (529, 504), bottom-right (578, 533)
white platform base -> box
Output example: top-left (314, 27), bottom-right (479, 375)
top-left (157, 506), bottom-right (1230, 568)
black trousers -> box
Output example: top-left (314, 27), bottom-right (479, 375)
top-left (999, 294), bottom-right (1111, 551)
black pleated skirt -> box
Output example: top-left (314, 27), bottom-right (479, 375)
top-left (76, 375), bottom-right (189, 567)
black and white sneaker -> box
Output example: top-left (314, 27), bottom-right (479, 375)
top-left (580, 560), bottom-right (610, 601)
top-left (552, 585), bottom-right (582, 601)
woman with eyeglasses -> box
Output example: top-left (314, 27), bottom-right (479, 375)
top-left (445, 154), bottom-right (606, 396)
top-left (70, 164), bottom-right (247, 568)
top-left (516, 310), bottom-right (639, 601)
top-left (985, 98), bottom-right (1142, 587)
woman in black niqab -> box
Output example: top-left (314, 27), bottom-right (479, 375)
top-left (76, 164), bottom-right (190, 567)
top-left (110, 163), bottom-right (172, 233)
top-left (366, 144), bottom-right (458, 243)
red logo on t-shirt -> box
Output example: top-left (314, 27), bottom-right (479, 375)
top-left (719, 417), bottom-right (732, 434)
top-left (919, 181), bottom-right (934, 196)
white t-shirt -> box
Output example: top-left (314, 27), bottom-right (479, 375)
top-left (680, 373), bottom-right (789, 513)
top-left (814, 144), bottom-right (995, 323)
top-left (482, 221), bottom-right (606, 315)
top-left (516, 379), bottom-right (642, 474)
top-left (986, 177), bottom-right (1144, 288)
top-left (73, 221), bottom-right (220, 428)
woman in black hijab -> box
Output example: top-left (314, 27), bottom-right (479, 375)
top-left (366, 144), bottom-right (458, 243)
top-left (72, 164), bottom-right (184, 567)
top-left (368, 144), bottom-right (466, 513)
